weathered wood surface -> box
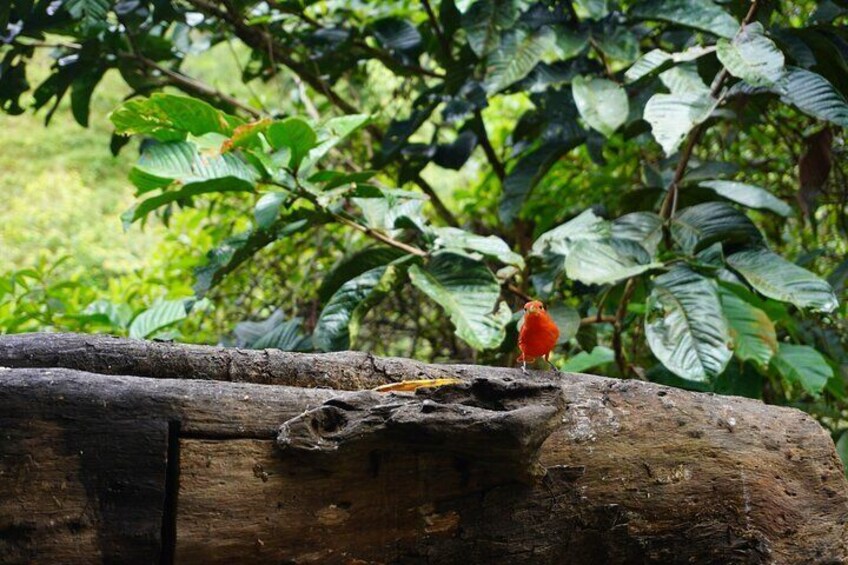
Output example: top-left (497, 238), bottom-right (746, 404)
top-left (1, 355), bottom-right (847, 564)
top-left (0, 332), bottom-right (453, 389)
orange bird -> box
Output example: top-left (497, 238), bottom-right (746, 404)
top-left (518, 300), bottom-right (560, 374)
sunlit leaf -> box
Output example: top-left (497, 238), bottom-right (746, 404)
top-left (671, 202), bottom-right (762, 254)
top-left (485, 26), bottom-right (556, 93)
top-left (630, 0), bottom-right (739, 39)
top-left (129, 298), bottom-right (190, 340)
top-left (771, 343), bottom-right (833, 396)
top-left (716, 23), bottom-right (785, 87)
top-left (562, 346), bottom-right (615, 372)
top-left (643, 92), bottom-right (718, 156)
top-left (719, 286), bottom-right (777, 368)
top-left (409, 252), bottom-right (510, 350)
top-left (698, 180), bottom-right (793, 217)
top-left (726, 248), bottom-right (838, 312)
top-left (572, 76), bottom-right (629, 137)
top-left (645, 266), bottom-right (732, 382)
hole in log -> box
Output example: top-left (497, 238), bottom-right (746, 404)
top-left (159, 420), bottom-right (181, 565)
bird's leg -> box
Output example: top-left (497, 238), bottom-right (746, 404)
top-left (521, 360), bottom-right (528, 375)
top-left (545, 355), bottom-right (561, 373)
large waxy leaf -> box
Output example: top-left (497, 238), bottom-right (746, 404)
top-left (547, 304), bottom-right (580, 344)
top-left (318, 247), bottom-right (408, 302)
top-left (532, 209), bottom-right (611, 257)
top-left (301, 114), bottom-right (371, 173)
top-left (562, 346), bottom-right (615, 373)
top-left (671, 202), bottom-right (762, 254)
top-left (128, 141), bottom-right (259, 194)
top-left (129, 298), bottom-right (190, 340)
top-left (372, 18), bottom-right (421, 53)
top-left (771, 343), bottom-right (833, 396)
top-left (499, 138), bottom-right (582, 224)
top-left (123, 182), bottom-right (254, 227)
top-left (409, 252), bottom-right (511, 350)
top-left (630, 0), bottom-right (739, 40)
top-left (774, 67), bottom-right (848, 127)
top-left (110, 93), bottom-right (242, 142)
top-left (485, 26), bottom-right (556, 93)
top-left (314, 265), bottom-right (400, 351)
top-left (643, 92), bottom-right (718, 156)
top-left (266, 117), bottom-right (317, 171)
top-left (612, 212), bottom-right (663, 256)
top-left (565, 238), bottom-right (661, 285)
top-left (645, 266), bottom-right (732, 382)
top-left (462, 0), bottom-right (517, 57)
top-left (572, 76), bottom-right (629, 138)
top-left (716, 23), bottom-right (785, 87)
top-left (625, 46), bottom-right (714, 83)
top-left (659, 65), bottom-right (709, 96)
top-left (726, 248), bottom-right (838, 312)
top-left (698, 180), bottom-right (792, 217)
top-left (235, 310), bottom-right (312, 351)
top-left (718, 286), bottom-right (777, 368)
top-left (65, 0), bottom-right (109, 31)
top-left (432, 227), bottom-right (524, 269)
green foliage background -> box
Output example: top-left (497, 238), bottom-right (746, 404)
top-left (1, 0), bottom-right (847, 471)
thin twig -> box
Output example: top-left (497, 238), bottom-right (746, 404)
top-left (474, 111), bottom-right (506, 181)
top-left (612, 278), bottom-right (637, 376)
top-left (421, 0), bottom-right (451, 58)
top-left (125, 53), bottom-right (262, 118)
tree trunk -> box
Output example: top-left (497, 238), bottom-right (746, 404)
top-left (1, 333), bottom-right (847, 564)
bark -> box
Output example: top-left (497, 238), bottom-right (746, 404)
top-left (1, 334), bottom-right (847, 564)
top-left (0, 332), bottom-right (456, 389)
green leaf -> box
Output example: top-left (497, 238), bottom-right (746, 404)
top-left (596, 27), bottom-right (639, 63)
top-left (562, 346), bottom-right (615, 373)
top-left (128, 141), bottom-right (259, 194)
top-left (770, 343), bottom-right (833, 396)
top-left (110, 93), bottom-right (242, 142)
top-left (314, 265), bottom-right (400, 351)
top-left (70, 67), bottom-right (106, 127)
top-left (643, 92), bottom-right (718, 156)
top-left (266, 117), bottom-right (317, 171)
top-left (129, 298), bottom-right (190, 340)
top-left (719, 286), bottom-right (777, 368)
top-left (572, 76), bottom-right (629, 138)
top-left (372, 18), bottom-right (422, 52)
top-left (836, 432), bottom-right (848, 479)
top-left (574, 0), bottom-right (609, 19)
top-left (409, 252), bottom-right (511, 350)
top-left (625, 46), bottom-right (715, 83)
top-left (774, 67), bottom-right (848, 127)
top-left (235, 310), bottom-right (311, 351)
top-left (716, 23), bottom-right (785, 87)
top-left (462, 0), bottom-right (517, 57)
top-left (83, 300), bottom-right (134, 329)
top-left (123, 182), bottom-right (255, 227)
top-left (547, 304), bottom-right (580, 344)
top-left (698, 180), bottom-right (793, 217)
top-left (630, 0), bottom-right (739, 39)
top-left (532, 209), bottom-right (611, 257)
top-left (659, 64), bottom-right (709, 96)
top-left (612, 212), bottom-right (663, 256)
top-left (432, 227), bottom-right (524, 269)
top-left (499, 139), bottom-right (582, 224)
top-left (565, 238), bottom-right (661, 285)
top-left (318, 247), bottom-right (408, 303)
top-left (301, 114), bottom-right (371, 173)
top-left (485, 26), bottom-right (556, 93)
top-left (65, 0), bottom-right (109, 31)
top-left (726, 248), bottom-right (838, 312)
top-left (254, 192), bottom-right (289, 229)
top-left (645, 266), bottom-right (732, 382)
top-left (671, 202), bottom-right (762, 255)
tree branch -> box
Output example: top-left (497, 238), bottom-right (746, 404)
top-left (125, 53), bottom-right (263, 118)
top-left (659, 0), bottom-right (761, 220)
top-left (474, 111), bottom-right (506, 181)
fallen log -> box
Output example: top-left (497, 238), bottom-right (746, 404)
top-left (1, 334), bottom-right (847, 563)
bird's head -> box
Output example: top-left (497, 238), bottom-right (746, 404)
top-left (523, 300), bottom-right (546, 315)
